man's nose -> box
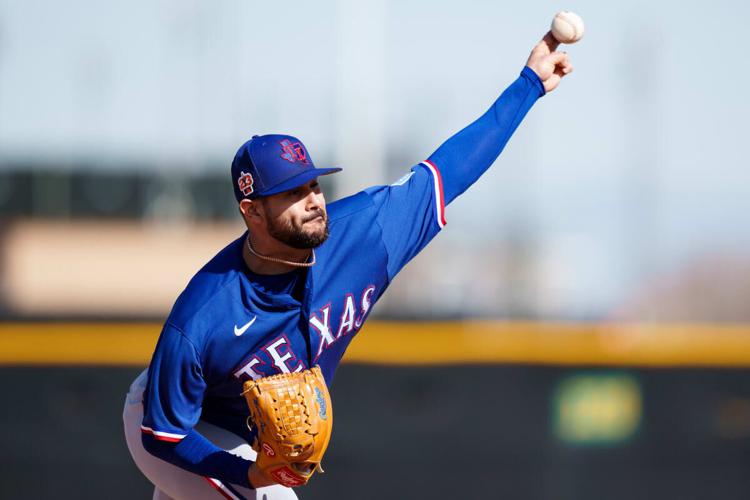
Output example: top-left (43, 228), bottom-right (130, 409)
top-left (305, 190), bottom-right (322, 210)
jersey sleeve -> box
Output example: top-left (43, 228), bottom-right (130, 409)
top-left (428, 66), bottom-right (545, 204)
top-left (366, 162), bottom-right (446, 281)
top-left (140, 323), bottom-right (254, 488)
top-left (366, 67), bottom-right (544, 281)
top-left (141, 322), bottom-right (206, 442)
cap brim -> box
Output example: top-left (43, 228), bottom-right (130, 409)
top-left (258, 167), bottom-right (342, 197)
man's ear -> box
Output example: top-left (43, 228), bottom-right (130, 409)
top-left (239, 199), bottom-right (263, 225)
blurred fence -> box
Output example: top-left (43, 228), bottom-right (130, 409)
top-left (1, 321), bottom-right (750, 498)
top-left (1, 360), bottom-right (749, 499)
top-left (3, 321), bottom-right (750, 367)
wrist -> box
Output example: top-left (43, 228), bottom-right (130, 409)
top-left (521, 66), bottom-right (546, 97)
top-left (248, 462), bottom-right (274, 490)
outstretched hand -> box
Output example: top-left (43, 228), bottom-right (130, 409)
top-left (525, 32), bottom-right (574, 93)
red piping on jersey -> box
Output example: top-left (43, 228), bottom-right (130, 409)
top-left (422, 160), bottom-right (447, 228)
top-left (204, 477), bottom-right (240, 500)
top-left (140, 425), bottom-right (185, 443)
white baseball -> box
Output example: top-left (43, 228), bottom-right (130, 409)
top-left (550, 11), bottom-right (585, 44)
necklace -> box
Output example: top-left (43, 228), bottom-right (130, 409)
top-left (246, 237), bottom-right (316, 268)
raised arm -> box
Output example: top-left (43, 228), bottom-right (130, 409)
top-left (428, 32), bottom-right (573, 204)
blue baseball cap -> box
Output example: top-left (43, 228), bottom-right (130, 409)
top-left (231, 134), bottom-right (342, 202)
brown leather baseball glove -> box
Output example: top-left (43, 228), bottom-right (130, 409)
top-left (242, 365), bottom-right (333, 487)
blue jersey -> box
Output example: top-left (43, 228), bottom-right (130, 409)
top-left (142, 161), bottom-right (445, 440)
top-left (140, 66), bottom-right (545, 489)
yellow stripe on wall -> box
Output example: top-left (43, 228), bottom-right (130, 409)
top-left (0, 323), bottom-right (158, 366)
top-left (1, 322), bottom-right (750, 367)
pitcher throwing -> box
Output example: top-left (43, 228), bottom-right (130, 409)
top-left (123, 31), bottom-right (574, 499)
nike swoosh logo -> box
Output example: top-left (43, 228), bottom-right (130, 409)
top-left (234, 316), bottom-right (257, 336)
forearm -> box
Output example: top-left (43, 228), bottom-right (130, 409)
top-left (142, 429), bottom-right (253, 488)
top-left (427, 66), bottom-right (545, 204)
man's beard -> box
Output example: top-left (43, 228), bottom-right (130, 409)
top-left (267, 210), bottom-right (330, 249)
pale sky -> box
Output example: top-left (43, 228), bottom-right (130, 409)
top-left (1, 0), bottom-right (748, 317)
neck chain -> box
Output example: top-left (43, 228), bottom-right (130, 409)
top-left (246, 237), bottom-right (316, 268)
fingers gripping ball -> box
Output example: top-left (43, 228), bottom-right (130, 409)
top-left (243, 366), bottom-right (333, 487)
top-left (551, 11), bottom-right (585, 44)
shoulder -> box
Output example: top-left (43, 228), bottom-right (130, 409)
top-left (166, 234), bottom-right (247, 336)
top-left (327, 190), bottom-right (375, 223)
top-left (326, 164), bottom-right (434, 223)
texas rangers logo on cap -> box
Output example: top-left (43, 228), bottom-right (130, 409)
top-left (237, 171), bottom-right (255, 196)
top-left (230, 134), bottom-right (342, 202)
top-left (279, 139), bottom-right (309, 164)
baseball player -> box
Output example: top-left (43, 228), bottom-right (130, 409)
top-left (124, 33), bottom-right (573, 499)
